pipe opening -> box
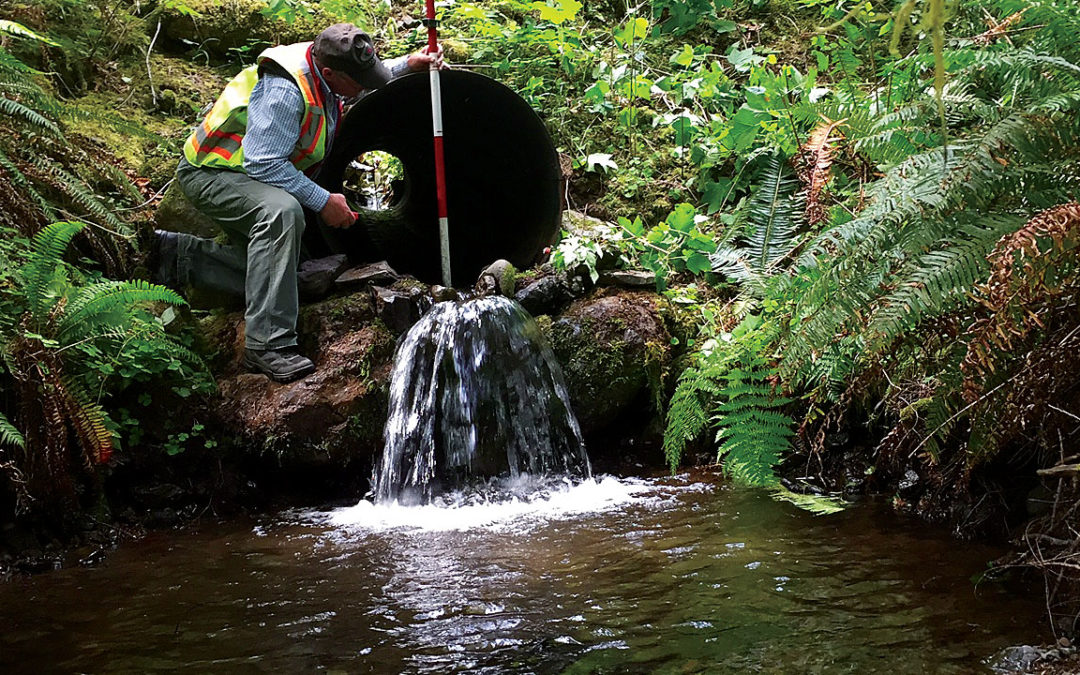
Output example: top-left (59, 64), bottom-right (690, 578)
top-left (309, 70), bottom-right (563, 286)
top-left (344, 151), bottom-right (408, 212)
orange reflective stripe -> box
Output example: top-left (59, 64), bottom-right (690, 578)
top-left (207, 146), bottom-right (233, 160)
top-left (295, 115), bottom-right (323, 160)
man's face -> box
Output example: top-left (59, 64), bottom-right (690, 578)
top-left (322, 68), bottom-right (366, 98)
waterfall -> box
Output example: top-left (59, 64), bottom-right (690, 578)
top-left (373, 296), bottom-right (591, 504)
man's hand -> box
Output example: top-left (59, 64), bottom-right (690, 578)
top-left (321, 193), bottom-right (357, 229)
top-left (407, 44), bottom-right (446, 72)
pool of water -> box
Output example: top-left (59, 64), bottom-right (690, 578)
top-left (0, 473), bottom-right (1041, 673)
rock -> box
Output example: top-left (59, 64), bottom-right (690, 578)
top-left (154, 182), bottom-right (218, 238)
top-left (132, 483), bottom-right (188, 508)
top-left (214, 323), bottom-right (396, 468)
top-left (429, 285), bottom-right (459, 303)
top-left (475, 259), bottom-right (517, 297)
top-left (597, 270), bottom-right (655, 288)
top-left (562, 209), bottom-right (611, 238)
top-left (335, 261), bottom-right (400, 288)
top-left (157, 0), bottom-right (329, 59)
top-left (544, 291), bottom-right (671, 435)
top-left (515, 274), bottom-right (577, 316)
top-left (374, 286), bottom-right (427, 334)
top-left (196, 289), bottom-right (396, 470)
top-left (299, 254), bottom-right (350, 300)
top-left (196, 284), bottom-right (678, 476)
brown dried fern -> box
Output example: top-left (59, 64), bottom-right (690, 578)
top-left (962, 203), bottom-right (1080, 403)
top-left (795, 118), bottom-right (845, 227)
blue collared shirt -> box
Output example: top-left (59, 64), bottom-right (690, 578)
top-left (243, 55), bottom-right (411, 212)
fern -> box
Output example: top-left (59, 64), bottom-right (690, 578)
top-left (665, 314), bottom-right (795, 487)
top-left (58, 279), bottom-right (185, 343)
top-left (22, 221), bottom-right (81, 322)
top-left (1, 219), bottom-right (201, 511)
top-left (0, 97), bottom-right (62, 138)
top-left (0, 412), bottom-right (23, 449)
top-left (866, 215), bottom-right (1023, 351)
top-left (711, 153), bottom-right (805, 287)
top-left (713, 358), bottom-right (794, 486)
top-left (27, 155), bottom-right (128, 232)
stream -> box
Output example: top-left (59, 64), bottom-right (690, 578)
top-left (0, 472), bottom-right (1041, 673)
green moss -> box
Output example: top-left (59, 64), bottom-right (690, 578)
top-left (157, 0), bottom-right (338, 61)
top-left (644, 339), bottom-right (668, 413)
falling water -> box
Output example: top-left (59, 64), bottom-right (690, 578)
top-left (373, 296), bottom-right (591, 504)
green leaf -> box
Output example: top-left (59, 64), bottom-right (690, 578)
top-left (725, 45), bottom-right (764, 72)
top-left (614, 17), bottom-right (649, 47)
top-left (702, 179), bottom-right (732, 214)
top-left (665, 203), bottom-right (697, 232)
top-left (686, 251), bottom-right (712, 274)
top-left (533, 0), bottom-right (581, 25)
top-left (619, 215), bottom-right (645, 236)
top-left (671, 44), bottom-right (694, 67)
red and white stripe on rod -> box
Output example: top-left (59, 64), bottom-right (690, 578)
top-left (424, 0), bottom-right (452, 287)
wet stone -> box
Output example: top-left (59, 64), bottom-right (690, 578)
top-left (374, 286), bottom-right (424, 335)
top-left (299, 254), bottom-right (350, 300)
top-left (898, 469), bottom-right (920, 492)
top-left (336, 261), bottom-right (400, 288)
top-left (475, 259), bottom-right (517, 297)
top-left (515, 275), bottom-right (576, 316)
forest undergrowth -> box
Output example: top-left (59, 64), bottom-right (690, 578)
top-left (1, 0), bottom-right (1079, 634)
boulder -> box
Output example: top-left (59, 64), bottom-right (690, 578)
top-left (542, 291), bottom-right (672, 435)
top-left (200, 289), bottom-right (397, 470)
top-left (515, 271), bottom-right (584, 316)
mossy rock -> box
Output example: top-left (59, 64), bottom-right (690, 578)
top-left (544, 290), bottom-right (671, 433)
top-left (158, 0), bottom-right (333, 59)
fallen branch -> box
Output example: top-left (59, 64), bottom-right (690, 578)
top-left (1038, 464), bottom-right (1080, 477)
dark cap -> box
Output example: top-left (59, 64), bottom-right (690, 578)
top-left (313, 23), bottom-right (392, 89)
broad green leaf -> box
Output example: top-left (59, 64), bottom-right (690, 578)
top-left (686, 251), bottom-right (712, 274)
top-left (671, 44), bottom-right (694, 67)
top-left (701, 178), bottom-right (732, 214)
top-left (533, 0), bottom-right (581, 25)
top-left (666, 203), bottom-right (697, 233)
top-left (725, 45), bottom-right (764, 72)
top-left (614, 17), bottom-right (649, 47)
top-left (584, 80), bottom-right (609, 104)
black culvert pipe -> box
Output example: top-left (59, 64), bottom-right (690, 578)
top-left (311, 70), bottom-right (562, 286)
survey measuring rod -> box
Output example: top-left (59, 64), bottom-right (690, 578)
top-left (422, 0), bottom-right (451, 287)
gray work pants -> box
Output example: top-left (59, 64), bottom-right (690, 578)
top-left (173, 159), bottom-right (305, 350)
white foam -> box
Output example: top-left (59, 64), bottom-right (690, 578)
top-left (324, 475), bottom-right (693, 533)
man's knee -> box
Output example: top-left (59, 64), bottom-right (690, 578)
top-left (262, 192), bottom-right (306, 236)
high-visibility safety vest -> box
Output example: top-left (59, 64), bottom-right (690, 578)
top-left (183, 42), bottom-right (336, 174)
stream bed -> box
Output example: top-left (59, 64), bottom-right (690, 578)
top-left (0, 473), bottom-right (1042, 673)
